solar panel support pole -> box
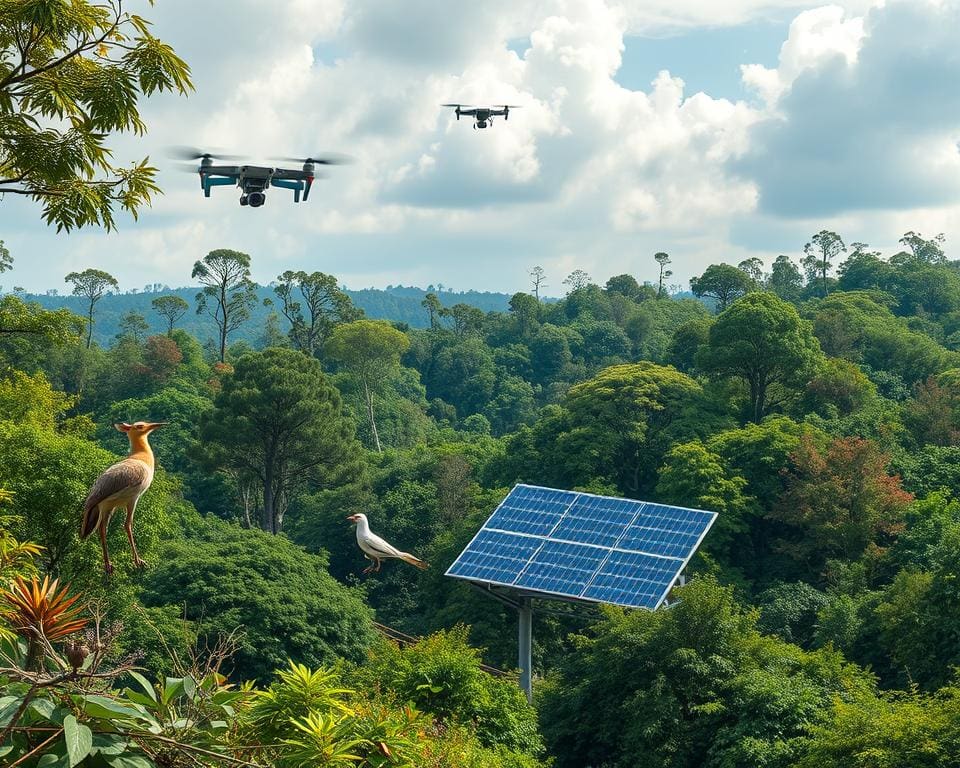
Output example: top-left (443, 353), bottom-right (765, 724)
top-left (518, 597), bottom-right (533, 702)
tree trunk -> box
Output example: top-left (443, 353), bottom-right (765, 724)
top-left (363, 377), bottom-right (382, 453)
top-left (86, 302), bottom-right (94, 348)
top-left (262, 470), bottom-right (274, 533)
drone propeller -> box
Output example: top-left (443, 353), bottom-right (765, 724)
top-left (271, 154), bottom-right (352, 165)
top-left (167, 146), bottom-right (244, 161)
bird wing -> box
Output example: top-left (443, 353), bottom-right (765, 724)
top-left (358, 530), bottom-right (406, 559)
top-left (81, 459), bottom-right (150, 539)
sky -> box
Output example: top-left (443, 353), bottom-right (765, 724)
top-left (3, 0), bottom-right (960, 296)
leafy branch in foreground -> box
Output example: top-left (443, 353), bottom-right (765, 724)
top-left (0, 0), bottom-right (193, 231)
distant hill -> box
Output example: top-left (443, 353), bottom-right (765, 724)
top-left (20, 284), bottom-right (515, 346)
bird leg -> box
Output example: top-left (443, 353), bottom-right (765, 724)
top-left (362, 556), bottom-right (380, 575)
top-left (98, 515), bottom-right (113, 576)
top-left (124, 502), bottom-right (146, 568)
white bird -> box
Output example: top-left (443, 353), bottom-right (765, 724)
top-left (346, 513), bottom-right (428, 573)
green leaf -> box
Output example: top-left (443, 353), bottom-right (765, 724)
top-left (0, 744), bottom-right (13, 758)
top-left (105, 754), bottom-right (155, 768)
top-left (79, 695), bottom-right (147, 722)
top-left (0, 696), bottom-right (21, 727)
top-left (181, 674), bottom-right (196, 700)
top-left (90, 733), bottom-right (129, 756)
top-left (63, 714), bottom-right (93, 767)
top-left (37, 752), bottom-right (70, 768)
top-left (161, 677), bottom-right (185, 705)
top-left (127, 671), bottom-right (157, 702)
top-left (30, 697), bottom-right (63, 723)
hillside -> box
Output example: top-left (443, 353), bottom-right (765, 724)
top-left (21, 284), bottom-right (515, 345)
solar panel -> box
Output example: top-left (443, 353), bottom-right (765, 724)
top-left (446, 484), bottom-right (717, 610)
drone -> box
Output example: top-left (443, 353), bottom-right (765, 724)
top-left (170, 147), bottom-right (350, 207)
top-left (442, 104), bottom-right (521, 129)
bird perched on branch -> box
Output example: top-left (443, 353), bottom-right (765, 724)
top-left (81, 421), bottom-right (166, 575)
top-left (346, 513), bottom-right (428, 573)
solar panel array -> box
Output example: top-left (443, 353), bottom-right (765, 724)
top-left (446, 484), bottom-right (717, 610)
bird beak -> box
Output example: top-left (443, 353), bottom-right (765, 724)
top-left (146, 422), bottom-right (168, 431)
top-left (346, 515), bottom-right (357, 522)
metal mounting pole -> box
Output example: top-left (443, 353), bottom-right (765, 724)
top-left (518, 597), bottom-right (533, 702)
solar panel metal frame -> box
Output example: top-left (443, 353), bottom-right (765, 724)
top-left (445, 483), bottom-right (717, 610)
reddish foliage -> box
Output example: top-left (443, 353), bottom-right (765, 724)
top-left (902, 376), bottom-right (960, 447)
top-left (143, 334), bottom-right (183, 381)
top-left (772, 435), bottom-right (912, 568)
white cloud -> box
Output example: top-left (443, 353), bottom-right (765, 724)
top-left (2, 0), bottom-right (959, 297)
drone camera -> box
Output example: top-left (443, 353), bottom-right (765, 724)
top-left (247, 191), bottom-right (266, 207)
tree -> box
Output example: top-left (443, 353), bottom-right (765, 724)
top-left (0, 295), bottom-right (83, 342)
top-left (118, 310), bottom-right (148, 343)
top-left (530, 265), bottom-right (547, 301)
top-left (803, 230), bottom-right (846, 297)
top-left (192, 249), bottom-right (257, 362)
top-left (0, 1), bottom-right (192, 231)
top-left (64, 268), bottom-right (118, 348)
top-left (654, 252), bottom-right (672, 297)
top-left (562, 269), bottom-right (591, 294)
top-left (0, 240), bottom-right (10, 272)
top-left (150, 295), bottom-right (189, 336)
top-left (326, 320), bottom-right (411, 453)
top-left (772, 435), bottom-right (912, 569)
top-left (697, 292), bottom-right (822, 422)
top-left (655, 441), bottom-right (754, 554)
top-left (198, 348), bottom-right (360, 533)
top-left (737, 256), bottom-right (764, 283)
top-left (272, 270), bottom-right (358, 355)
top-left (604, 274), bottom-right (642, 300)
top-left (508, 292), bottom-right (540, 338)
top-left (689, 264), bottom-right (754, 312)
top-left (898, 230), bottom-right (946, 264)
top-left (441, 303), bottom-right (484, 337)
top-left (421, 292), bottom-right (442, 329)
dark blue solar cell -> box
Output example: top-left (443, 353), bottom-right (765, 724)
top-left (445, 529), bottom-right (540, 586)
top-left (514, 540), bottom-right (607, 595)
top-left (581, 550), bottom-right (683, 609)
top-left (551, 495), bottom-right (639, 547)
top-left (485, 485), bottom-right (576, 536)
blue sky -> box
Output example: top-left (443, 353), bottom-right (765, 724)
top-left (2, 0), bottom-right (958, 297)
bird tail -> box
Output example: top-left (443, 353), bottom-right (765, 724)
top-left (80, 503), bottom-right (101, 540)
top-left (401, 553), bottom-right (428, 570)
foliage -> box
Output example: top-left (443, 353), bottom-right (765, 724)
top-left (0, 0), bottom-right (192, 230)
top-left (273, 270), bottom-right (360, 355)
top-left (192, 249), bottom-right (257, 362)
top-left (538, 577), bottom-right (872, 768)
top-left (698, 292), bottom-right (822, 422)
top-left (65, 268), bottom-right (118, 348)
top-left (690, 263), bottom-right (755, 311)
top-left (150, 294), bottom-right (189, 335)
top-left (350, 627), bottom-right (543, 756)
top-left (140, 519), bottom-right (374, 683)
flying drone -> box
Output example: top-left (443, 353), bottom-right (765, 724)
top-left (170, 147), bottom-right (350, 207)
top-left (442, 104), bottom-right (521, 129)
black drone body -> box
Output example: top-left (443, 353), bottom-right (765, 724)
top-left (171, 148), bottom-right (349, 207)
top-left (442, 104), bottom-right (521, 129)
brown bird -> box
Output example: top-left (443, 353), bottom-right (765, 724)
top-left (81, 421), bottom-right (166, 575)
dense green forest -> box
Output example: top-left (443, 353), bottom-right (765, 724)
top-left (5, 229), bottom-right (960, 766)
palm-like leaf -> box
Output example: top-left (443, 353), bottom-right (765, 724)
top-left (1, 575), bottom-right (87, 642)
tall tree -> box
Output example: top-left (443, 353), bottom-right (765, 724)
top-left (151, 295), bottom-right (189, 336)
top-left (802, 230), bottom-right (846, 297)
top-left (272, 270), bottom-right (358, 356)
top-left (529, 265), bottom-right (547, 301)
top-left (509, 292), bottom-right (540, 338)
top-left (326, 320), bottom-right (411, 453)
top-left (0, 0), bottom-right (192, 231)
top-left (690, 263), bottom-right (754, 312)
top-left (198, 348), bottom-right (360, 534)
top-left (421, 292), bottom-right (442, 329)
top-left (192, 249), bottom-right (257, 362)
top-left (562, 269), bottom-right (591, 294)
top-left (767, 255), bottom-right (803, 301)
top-left (737, 257), bottom-right (764, 283)
top-left (0, 240), bottom-right (10, 272)
top-left (898, 230), bottom-right (946, 264)
top-left (64, 268), bottom-right (118, 348)
top-left (118, 310), bottom-right (149, 344)
top-left (697, 292), bottom-right (822, 422)
top-left (654, 252), bottom-right (672, 297)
